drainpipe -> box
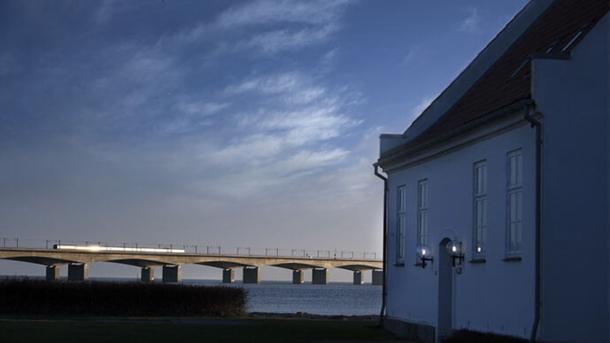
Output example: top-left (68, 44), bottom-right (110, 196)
top-left (525, 107), bottom-right (542, 343)
top-left (373, 162), bottom-right (388, 327)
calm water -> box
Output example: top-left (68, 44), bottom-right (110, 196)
top-left (184, 280), bottom-right (382, 315)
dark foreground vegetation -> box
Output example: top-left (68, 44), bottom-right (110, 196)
top-left (444, 330), bottom-right (528, 343)
top-left (0, 279), bottom-right (245, 317)
top-left (0, 317), bottom-right (394, 343)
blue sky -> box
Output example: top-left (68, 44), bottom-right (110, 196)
top-left (0, 0), bottom-right (527, 280)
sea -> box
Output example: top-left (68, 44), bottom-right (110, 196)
top-left (185, 280), bottom-right (382, 316)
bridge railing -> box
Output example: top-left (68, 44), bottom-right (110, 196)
top-left (0, 237), bottom-right (379, 260)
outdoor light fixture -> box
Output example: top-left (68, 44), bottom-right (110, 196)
top-left (418, 246), bottom-right (433, 268)
top-left (448, 241), bottom-right (465, 267)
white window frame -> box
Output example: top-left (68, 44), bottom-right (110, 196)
top-left (473, 160), bottom-right (487, 258)
top-left (417, 179), bottom-right (428, 251)
top-left (396, 185), bottom-right (407, 264)
top-left (506, 149), bottom-right (523, 256)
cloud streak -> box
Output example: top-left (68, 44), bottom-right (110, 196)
top-left (458, 8), bottom-right (481, 33)
top-left (216, 0), bottom-right (350, 28)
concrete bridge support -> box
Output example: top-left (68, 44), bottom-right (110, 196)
top-left (222, 268), bottom-right (235, 283)
top-left (46, 265), bottom-right (60, 281)
top-left (243, 266), bottom-right (259, 284)
top-left (292, 269), bottom-right (304, 284)
top-left (353, 270), bottom-right (363, 285)
top-left (162, 265), bottom-right (181, 283)
top-left (68, 263), bottom-right (88, 282)
top-left (372, 269), bottom-right (383, 286)
top-left (141, 267), bottom-right (154, 282)
top-left (312, 268), bottom-right (327, 285)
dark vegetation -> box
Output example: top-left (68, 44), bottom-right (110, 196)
top-left (0, 318), bottom-right (393, 343)
top-left (0, 279), bottom-right (245, 317)
top-left (444, 330), bottom-right (528, 343)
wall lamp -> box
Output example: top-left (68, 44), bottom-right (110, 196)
top-left (449, 242), bottom-right (465, 267)
top-left (418, 247), bottom-right (434, 268)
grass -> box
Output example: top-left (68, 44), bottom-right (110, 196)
top-left (0, 279), bottom-right (245, 317)
top-left (0, 317), bottom-right (395, 343)
top-left (443, 330), bottom-right (528, 343)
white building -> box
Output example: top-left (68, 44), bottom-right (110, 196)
top-left (375, 1), bottom-right (609, 342)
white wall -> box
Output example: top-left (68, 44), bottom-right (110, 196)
top-left (385, 124), bottom-right (536, 339)
top-left (532, 14), bottom-right (609, 343)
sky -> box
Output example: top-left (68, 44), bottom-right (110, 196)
top-left (0, 0), bottom-right (528, 281)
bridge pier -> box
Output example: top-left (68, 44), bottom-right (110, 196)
top-left (243, 266), bottom-right (259, 284)
top-left (162, 265), bottom-right (181, 283)
top-left (141, 267), bottom-right (154, 282)
top-left (67, 263), bottom-right (88, 282)
top-left (353, 270), bottom-right (363, 285)
top-left (222, 268), bottom-right (235, 283)
top-left (292, 269), bottom-right (304, 284)
top-left (46, 265), bottom-right (60, 281)
top-left (372, 269), bottom-right (383, 286)
top-left (312, 268), bottom-right (327, 285)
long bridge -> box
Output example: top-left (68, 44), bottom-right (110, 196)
top-left (0, 240), bottom-right (383, 285)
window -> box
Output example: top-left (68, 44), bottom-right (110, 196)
top-left (506, 150), bottom-right (523, 255)
top-left (396, 185), bottom-right (407, 264)
top-left (417, 180), bottom-right (428, 250)
top-left (473, 161), bottom-right (487, 258)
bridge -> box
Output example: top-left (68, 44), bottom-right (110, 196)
top-left (0, 239), bottom-right (383, 285)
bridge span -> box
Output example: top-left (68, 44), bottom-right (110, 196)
top-left (0, 244), bottom-right (383, 285)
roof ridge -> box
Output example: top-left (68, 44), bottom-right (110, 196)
top-left (401, 0), bottom-right (555, 138)
top-left (380, 0), bottom-right (609, 160)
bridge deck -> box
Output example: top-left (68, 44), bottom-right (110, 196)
top-left (0, 247), bottom-right (383, 271)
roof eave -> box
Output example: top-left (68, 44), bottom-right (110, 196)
top-left (378, 98), bottom-right (534, 169)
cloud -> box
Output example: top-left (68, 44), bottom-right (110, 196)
top-left (224, 72), bottom-right (327, 105)
top-left (225, 72), bottom-right (302, 95)
top-left (225, 71), bottom-right (362, 149)
top-left (243, 24), bottom-right (338, 54)
top-left (31, 1), bottom-right (360, 193)
top-left (196, 66), bottom-right (363, 198)
top-left (94, 0), bottom-right (143, 24)
top-left (216, 103), bottom-right (359, 166)
top-left (274, 148), bottom-right (349, 175)
top-left (259, 107), bottom-right (358, 146)
top-left (212, 134), bottom-right (284, 163)
top-left (175, 101), bottom-right (229, 117)
top-left (286, 87), bottom-right (326, 105)
top-left (409, 97), bottom-right (434, 123)
top-left (319, 48), bottom-right (338, 70)
top-left (401, 46), bottom-right (423, 65)
top-left (216, 0), bottom-right (350, 28)
top-left (213, 0), bottom-right (351, 55)
top-left (458, 8), bottom-right (481, 33)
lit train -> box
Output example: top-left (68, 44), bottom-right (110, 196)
top-left (52, 244), bottom-right (186, 254)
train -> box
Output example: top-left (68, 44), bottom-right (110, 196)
top-left (52, 244), bottom-right (186, 254)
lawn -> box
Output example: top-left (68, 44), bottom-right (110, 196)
top-left (0, 317), bottom-right (398, 343)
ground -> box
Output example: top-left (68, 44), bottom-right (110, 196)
top-left (0, 317), bottom-right (408, 343)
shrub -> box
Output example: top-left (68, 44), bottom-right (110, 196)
top-left (0, 279), bottom-right (246, 317)
top-left (443, 330), bottom-right (528, 343)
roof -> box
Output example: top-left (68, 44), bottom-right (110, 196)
top-left (381, 0), bottom-right (609, 160)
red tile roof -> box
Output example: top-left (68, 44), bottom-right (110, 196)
top-left (403, 0), bottom-right (608, 149)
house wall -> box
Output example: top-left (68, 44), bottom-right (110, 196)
top-left (532, 14), bottom-right (609, 343)
top-left (385, 124), bottom-right (536, 339)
